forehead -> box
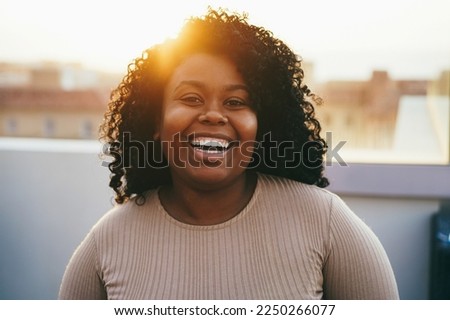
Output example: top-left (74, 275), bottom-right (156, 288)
top-left (166, 53), bottom-right (245, 88)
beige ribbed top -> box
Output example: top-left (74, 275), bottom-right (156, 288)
top-left (59, 173), bottom-right (399, 300)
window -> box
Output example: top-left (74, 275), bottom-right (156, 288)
top-left (80, 120), bottom-right (93, 139)
top-left (316, 71), bottom-right (449, 165)
top-left (5, 118), bottom-right (18, 135)
top-left (43, 118), bottom-right (55, 138)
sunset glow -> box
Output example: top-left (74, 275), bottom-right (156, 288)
top-left (1, 0), bottom-right (449, 81)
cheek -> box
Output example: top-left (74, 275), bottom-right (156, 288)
top-left (159, 107), bottom-right (190, 141)
top-left (158, 107), bottom-right (182, 161)
top-left (232, 138), bottom-right (256, 169)
top-left (233, 112), bottom-right (258, 167)
top-left (237, 112), bottom-right (258, 141)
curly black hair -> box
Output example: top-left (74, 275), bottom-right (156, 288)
top-left (99, 8), bottom-right (329, 204)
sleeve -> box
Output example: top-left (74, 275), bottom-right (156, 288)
top-left (58, 231), bottom-right (107, 300)
top-left (322, 195), bottom-right (399, 299)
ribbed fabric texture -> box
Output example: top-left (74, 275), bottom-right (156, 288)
top-left (59, 173), bottom-right (399, 300)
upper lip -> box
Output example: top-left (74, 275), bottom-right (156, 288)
top-left (186, 132), bottom-right (238, 150)
top-left (187, 132), bottom-right (235, 143)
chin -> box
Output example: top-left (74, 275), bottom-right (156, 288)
top-left (187, 167), bottom-right (246, 189)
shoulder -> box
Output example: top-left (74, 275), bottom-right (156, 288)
top-left (253, 173), bottom-right (341, 232)
top-left (255, 173), bottom-right (359, 228)
top-left (90, 189), bottom-right (160, 235)
top-left (256, 173), bottom-right (338, 207)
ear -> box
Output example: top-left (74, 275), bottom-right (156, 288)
top-left (153, 114), bottom-right (161, 140)
top-left (153, 130), bottom-right (160, 141)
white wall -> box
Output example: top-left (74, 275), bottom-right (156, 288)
top-left (0, 139), bottom-right (445, 299)
top-left (0, 140), bottom-right (112, 299)
top-left (341, 196), bottom-right (440, 299)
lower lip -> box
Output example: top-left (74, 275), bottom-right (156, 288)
top-left (190, 145), bottom-right (230, 163)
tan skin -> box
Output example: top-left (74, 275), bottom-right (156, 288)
top-left (155, 53), bottom-right (258, 225)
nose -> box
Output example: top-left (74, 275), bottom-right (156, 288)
top-left (198, 104), bottom-right (228, 125)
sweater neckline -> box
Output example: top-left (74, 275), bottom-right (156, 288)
top-left (153, 173), bottom-right (262, 231)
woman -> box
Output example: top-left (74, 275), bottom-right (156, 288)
top-left (59, 9), bottom-right (399, 299)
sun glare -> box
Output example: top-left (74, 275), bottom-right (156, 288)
top-left (1, 0), bottom-right (449, 80)
top-left (75, 1), bottom-right (265, 74)
top-left (2, 0), bottom-right (250, 73)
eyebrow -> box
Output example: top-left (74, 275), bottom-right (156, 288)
top-left (173, 80), bottom-right (249, 93)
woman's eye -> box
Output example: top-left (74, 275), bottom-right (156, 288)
top-left (180, 95), bottom-right (203, 105)
top-left (225, 98), bottom-right (247, 108)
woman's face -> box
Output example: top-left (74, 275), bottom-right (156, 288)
top-left (157, 53), bottom-right (257, 189)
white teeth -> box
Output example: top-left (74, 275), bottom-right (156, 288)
top-left (190, 137), bottom-right (230, 152)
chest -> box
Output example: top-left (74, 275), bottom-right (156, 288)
top-left (100, 221), bottom-right (325, 299)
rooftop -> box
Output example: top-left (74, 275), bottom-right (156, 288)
top-left (0, 87), bottom-right (109, 112)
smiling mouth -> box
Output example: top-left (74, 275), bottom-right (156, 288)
top-left (189, 137), bottom-right (233, 154)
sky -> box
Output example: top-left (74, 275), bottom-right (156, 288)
top-left (1, 0), bottom-right (449, 82)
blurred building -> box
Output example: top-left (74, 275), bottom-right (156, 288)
top-left (316, 70), bottom-right (429, 149)
top-left (0, 62), bottom-right (120, 139)
top-left (0, 61), bottom-right (447, 146)
top-left (0, 87), bottom-right (109, 139)
top-left (427, 70), bottom-right (450, 162)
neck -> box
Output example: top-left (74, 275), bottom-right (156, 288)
top-left (160, 172), bottom-right (257, 225)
